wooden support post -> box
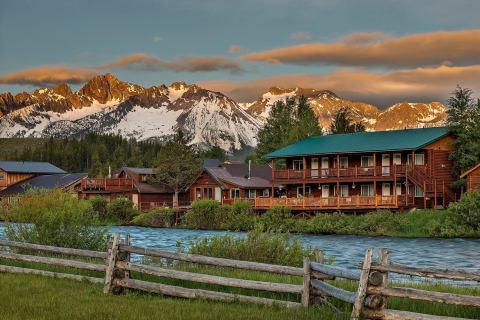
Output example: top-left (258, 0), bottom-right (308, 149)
top-left (302, 257), bottom-right (311, 307)
top-left (104, 233), bottom-right (120, 294)
top-left (337, 155), bottom-right (340, 178)
top-left (373, 153), bottom-right (376, 176)
top-left (434, 180), bottom-right (437, 208)
top-left (423, 181), bottom-right (427, 209)
top-left (303, 157), bottom-right (306, 179)
top-left (271, 159), bottom-right (275, 198)
top-left (351, 248), bottom-right (373, 320)
top-left (442, 181), bottom-right (446, 208)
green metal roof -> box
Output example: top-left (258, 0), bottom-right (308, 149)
top-left (266, 127), bottom-right (450, 158)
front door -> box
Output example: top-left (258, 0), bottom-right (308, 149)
top-left (321, 157), bottom-right (329, 177)
top-left (311, 158), bottom-right (319, 178)
top-left (215, 187), bottom-right (222, 202)
top-left (382, 154), bottom-right (390, 176)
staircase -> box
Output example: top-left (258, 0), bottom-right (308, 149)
top-left (405, 165), bottom-right (456, 207)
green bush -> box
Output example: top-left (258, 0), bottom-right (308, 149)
top-left (107, 197), bottom-right (138, 224)
top-left (132, 208), bottom-right (177, 227)
top-left (89, 196), bottom-right (108, 220)
top-left (260, 206), bottom-right (293, 231)
top-left (227, 200), bottom-right (256, 231)
top-left (188, 227), bottom-right (318, 267)
top-left (3, 189), bottom-right (107, 250)
top-left (448, 191), bottom-right (480, 229)
top-left (184, 199), bottom-right (219, 229)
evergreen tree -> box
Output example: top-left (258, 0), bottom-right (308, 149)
top-left (329, 107), bottom-right (366, 134)
top-left (152, 130), bottom-right (203, 209)
top-left (447, 86), bottom-right (480, 178)
top-left (255, 96), bottom-right (322, 162)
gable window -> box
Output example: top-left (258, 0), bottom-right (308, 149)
top-left (261, 189), bottom-right (270, 197)
top-left (247, 189), bottom-right (256, 199)
top-left (361, 156), bottom-right (373, 167)
top-left (230, 188), bottom-right (240, 199)
top-left (293, 160), bottom-right (303, 171)
top-left (361, 184), bottom-right (374, 196)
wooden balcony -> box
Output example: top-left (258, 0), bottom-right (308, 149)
top-left (222, 195), bottom-right (401, 210)
top-left (273, 165), bottom-right (409, 182)
top-left (80, 178), bottom-right (134, 192)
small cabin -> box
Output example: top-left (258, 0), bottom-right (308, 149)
top-left (460, 163), bottom-right (480, 192)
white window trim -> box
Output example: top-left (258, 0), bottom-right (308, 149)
top-left (340, 184), bottom-right (349, 197)
top-left (293, 160), bottom-right (303, 171)
top-left (230, 188), bottom-right (240, 199)
top-left (393, 153), bottom-right (402, 165)
top-left (361, 184), bottom-right (374, 196)
top-left (246, 189), bottom-right (256, 199)
top-left (297, 186), bottom-right (311, 197)
top-left (361, 156), bottom-right (373, 167)
top-left (261, 189), bottom-right (270, 197)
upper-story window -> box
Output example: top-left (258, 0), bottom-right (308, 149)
top-left (393, 153), bottom-right (402, 165)
top-left (292, 160), bottom-right (303, 171)
top-left (361, 156), bottom-right (374, 167)
top-left (334, 157), bottom-right (349, 168)
top-left (0, 173), bottom-right (5, 180)
top-left (407, 153), bottom-right (425, 165)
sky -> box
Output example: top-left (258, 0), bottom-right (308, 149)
top-left (1, 0), bottom-right (480, 107)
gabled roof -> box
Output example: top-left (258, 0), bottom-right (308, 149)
top-left (460, 163), bottom-right (480, 178)
top-left (205, 164), bottom-right (272, 189)
top-left (266, 127), bottom-right (450, 158)
top-left (203, 159), bottom-right (223, 168)
top-left (0, 161), bottom-right (66, 174)
top-left (0, 173), bottom-right (87, 197)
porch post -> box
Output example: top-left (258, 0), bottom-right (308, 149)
top-left (336, 154), bottom-right (340, 177)
top-left (423, 181), bottom-right (427, 209)
top-left (271, 159), bottom-right (275, 198)
top-left (303, 156), bottom-right (306, 179)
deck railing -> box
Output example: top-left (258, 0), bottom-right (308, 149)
top-left (80, 178), bottom-right (134, 191)
top-left (273, 164), bottom-right (411, 180)
top-left (222, 195), bottom-right (399, 209)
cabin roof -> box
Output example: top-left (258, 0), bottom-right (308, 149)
top-left (460, 163), bottom-right (480, 178)
top-left (266, 127), bottom-right (450, 158)
top-left (122, 167), bottom-right (155, 175)
top-left (206, 164), bottom-right (272, 189)
top-left (0, 173), bottom-right (87, 197)
top-left (0, 161), bottom-right (66, 174)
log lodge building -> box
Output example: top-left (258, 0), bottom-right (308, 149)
top-left (75, 127), bottom-right (462, 213)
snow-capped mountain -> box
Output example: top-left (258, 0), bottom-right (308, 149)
top-left (244, 87), bottom-right (447, 131)
top-left (0, 74), bottom-right (447, 152)
top-left (0, 74), bottom-right (260, 152)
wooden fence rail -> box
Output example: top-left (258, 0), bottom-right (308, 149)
top-left (0, 235), bottom-right (479, 320)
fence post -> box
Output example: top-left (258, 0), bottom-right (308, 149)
top-left (302, 257), bottom-right (311, 307)
top-left (123, 234), bottom-right (131, 280)
top-left (351, 248), bottom-right (373, 320)
top-left (363, 248), bottom-right (389, 320)
top-left (104, 233), bottom-right (120, 294)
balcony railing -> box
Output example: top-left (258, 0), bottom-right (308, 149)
top-left (273, 164), bottom-right (412, 181)
top-left (221, 195), bottom-right (400, 209)
top-left (80, 178), bottom-right (134, 191)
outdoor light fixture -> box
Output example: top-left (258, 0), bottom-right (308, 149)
top-left (352, 182), bottom-right (356, 189)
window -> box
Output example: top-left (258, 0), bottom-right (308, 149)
top-left (0, 173), bottom-right (5, 180)
top-left (247, 189), bottom-right (256, 199)
top-left (393, 153), bottom-right (402, 165)
top-left (414, 185), bottom-right (424, 197)
top-left (195, 188), bottom-right (202, 199)
top-left (230, 188), bottom-right (240, 199)
top-left (361, 184), bottom-right (374, 196)
top-left (396, 183), bottom-right (402, 195)
top-left (361, 156), bottom-right (373, 167)
top-left (407, 153), bottom-right (425, 165)
top-left (140, 175), bottom-right (148, 182)
top-left (334, 157), bottom-right (349, 168)
top-left (261, 189), bottom-right (270, 197)
top-left (340, 185), bottom-right (349, 197)
top-left (293, 160), bottom-right (303, 171)
top-left (297, 186), bottom-right (311, 197)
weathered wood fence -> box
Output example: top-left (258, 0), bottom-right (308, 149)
top-left (0, 234), bottom-right (479, 320)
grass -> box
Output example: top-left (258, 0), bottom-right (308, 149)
top-left (0, 257), bottom-right (479, 320)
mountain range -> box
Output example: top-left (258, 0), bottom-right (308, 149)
top-left (0, 73), bottom-right (447, 152)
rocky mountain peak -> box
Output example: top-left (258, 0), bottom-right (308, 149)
top-left (78, 73), bottom-right (143, 104)
top-left (52, 83), bottom-right (74, 97)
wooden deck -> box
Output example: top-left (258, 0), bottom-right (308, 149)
top-left (80, 178), bottom-right (134, 192)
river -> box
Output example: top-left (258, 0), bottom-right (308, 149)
top-left (1, 223), bottom-right (479, 275)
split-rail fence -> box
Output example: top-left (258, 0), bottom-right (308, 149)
top-left (0, 234), bottom-right (479, 320)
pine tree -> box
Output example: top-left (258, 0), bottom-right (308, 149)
top-left (329, 107), bottom-right (366, 134)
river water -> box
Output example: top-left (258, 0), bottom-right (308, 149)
top-left (1, 223), bottom-right (479, 276)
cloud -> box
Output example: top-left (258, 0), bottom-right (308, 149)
top-left (228, 45), bottom-right (242, 53)
top-left (338, 31), bottom-right (385, 44)
top-left (0, 66), bottom-right (97, 86)
top-left (245, 29), bottom-right (480, 68)
top-left (288, 32), bottom-right (312, 40)
top-left (152, 36), bottom-right (162, 43)
top-left (98, 53), bottom-right (164, 70)
top-left (197, 64), bottom-right (480, 106)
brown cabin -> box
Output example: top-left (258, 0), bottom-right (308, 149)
top-left (189, 162), bottom-right (272, 206)
top-left (460, 163), bottom-right (480, 192)
top-left (78, 167), bottom-right (189, 211)
top-left (0, 161), bottom-right (66, 191)
top-left (262, 127), bottom-right (457, 212)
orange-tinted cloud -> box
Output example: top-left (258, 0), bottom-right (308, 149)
top-left (245, 29), bottom-right (480, 68)
top-left (229, 45), bottom-right (242, 53)
top-left (288, 32), bottom-right (312, 40)
top-left (0, 66), bottom-right (97, 86)
top-left (338, 31), bottom-right (385, 44)
top-left (198, 65), bottom-right (480, 106)
top-left (99, 53), bottom-right (243, 73)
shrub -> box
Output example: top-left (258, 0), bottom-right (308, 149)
top-left (188, 227), bottom-right (318, 267)
top-left (3, 189), bottom-right (107, 250)
top-left (227, 200), bottom-right (256, 231)
top-left (448, 191), bottom-right (480, 229)
top-left (184, 199), bottom-right (219, 229)
top-left (89, 196), bottom-right (108, 220)
top-left (107, 197), bottom-right (138, 224)
top-left (132, 207), bottom-right (177, 227)
top-left (260, 206), bottom-right (293, 231)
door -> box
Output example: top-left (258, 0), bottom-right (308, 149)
top-left (215, 187), bottom-right (222, 202)
top-left (321, 157), bottom-right (329, 177)
top-left (311, 158), bottom-right (319, 178)
top-left (382, 183), bottom-right (391, 204)
top-left (382, 154), bottom-right (390, 175)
